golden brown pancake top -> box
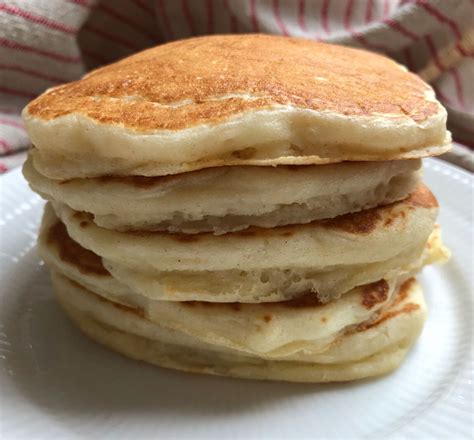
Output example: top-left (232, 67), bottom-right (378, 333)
top-left (26, 34), bottom-right (439, 130)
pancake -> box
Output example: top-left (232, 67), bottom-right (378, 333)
top-left (52, 271), bottom-right (427, 382)
top-left (25, 155), bottom-right (421, 233)
top-left (39, 204), bottom-right (448, 305)
top-left (21, 34), bottom-right (450, 384)
top-left (39, 214), bottom-right (444, 358)
top-left (49, 184), bottom-right (439, 302)
top-left (52, 184), bottom-right (438, 272)
top-left (23, 35), bottom-right (450, 179)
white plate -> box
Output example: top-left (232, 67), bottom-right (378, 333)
top-left (0, 158), bottom-right (472, 439)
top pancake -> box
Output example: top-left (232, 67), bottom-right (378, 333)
top-left (23, 34), bottom-right (450, 179)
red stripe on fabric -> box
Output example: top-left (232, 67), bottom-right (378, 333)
top-left (419, 2), bottom-right (462, 39)
top-left (0, 63), bottom-right (68, 83)
top-left (0, 117), bottom-right (25, 128)
top-left (343, 0), bottom-right (354, 30)
top-left (365, 0), bottom-right (373, 24)
top-left (181, 0), bottom-right (196, 35)
top-left (0, 3), bottom-right (76, 34)
top-left (272, 0), bottom-right (289, 36)
top-left (206, 0), bottom-right (214, 34)
top-left (450, 68), bottom-right (465, 109)
top-left (157, 0), bottom-right (174, 39)
top-left (0, 38), bottom-right (81, 63)
top-left (403, 47), bottom-right (415, 71)
top-left (385, 19), bottom-right (418, 40)
top-left (344, 0), bottom-right (389, 52)
top-left (0, 139), bottom-right (12, 153)
top-left (82, 24), bottom-right (141, 50)
top-left (97, 4), bottom-right (156, 41)
top-left (455, 44), bottom-right (468, 57)
top-left (383, 3), bottom-right (469, 58)
top-left (223, 0), bottom-right (238, 33)
top-left (383, 0), bottom-right (390, 19)
top-left (0, 87), bottom-right (37, 99)
top-left (298, 0), bottom-right (307, 32)
top-left (249, 0), bottom-right (259, 32)
top-left (321, 0), bottom-right (331, 35)
top-left (425, 34), bottom-right (445, 71)
top-left (133, 0), bottom-right (154, 15)
top-left (423, 36), bottom-right (473, 78)
top-left (418, 1), bottom-right (468, 56)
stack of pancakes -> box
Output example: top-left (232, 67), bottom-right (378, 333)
top-left (23, 35), bottom-right (450, 382)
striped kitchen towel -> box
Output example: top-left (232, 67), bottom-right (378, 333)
top-left (1, 0), bottom-right (473, 173)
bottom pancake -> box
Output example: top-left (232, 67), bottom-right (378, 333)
top-left (52, 272), bottom-right (427, 383)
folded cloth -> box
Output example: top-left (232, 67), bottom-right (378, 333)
top-left (1, 0), bottom-right (473, 173)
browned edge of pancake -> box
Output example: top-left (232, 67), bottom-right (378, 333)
top-left (58, 274), bottom-right (419, 338)
top-left (46, 219), bottom-right (395, 317)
